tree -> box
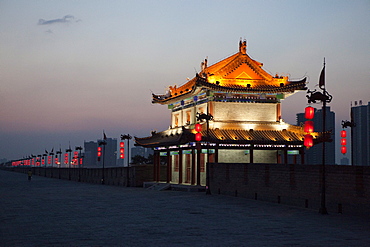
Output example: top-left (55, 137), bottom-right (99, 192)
top-left (131, 155), bottom-right (147, 164)
top-left (146, 154), bottom-right (154, 164)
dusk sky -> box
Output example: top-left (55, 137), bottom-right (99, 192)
top-left (1, 0), bottom-right (369, 161)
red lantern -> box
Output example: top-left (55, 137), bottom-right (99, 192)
top-left (340, 138), bottom-right (347, 145)
top-left (195, 123), bottom-right (202, 132)
top-left (97, 147), bottom-right (102, 157)
top-left (341, 146), bottom-right (347, 154)
top-left (194, 123), bottom-right (202, 141)
top-left (64, 153), bottom-right (68, 165)
top-left (340, 130), bottom-right (346, 138)
top-left (120, 149), bottom-right (124, 159)
top-left (304, 134), bottom-right (313, 148)
top-left (119, 142), bottom-right (125, 159)
top-left (304, 121), bottom-right (314, 133)
top-left (195, 132), bottom-right (202, 142)
top-left (305, 106), bottom-right (315, 119)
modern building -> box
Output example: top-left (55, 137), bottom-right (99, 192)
top-left (352, 101), bottom-right (370, 166)
top-left (84, 141), bottom-right (98, 167)
top-left (0, 158), bottom-right (7, 165)
top-left (135, 40), bottom-right (326, 186)
top-left (296, 106), bottom-right (335, 165)
top-left (97, 138), bottom-right (117, 167)
top-left (131, 146), bottom-right (153, 159)
top-left (84, 138), bottom-right (118, 167)
top-left (340, 157), bottom-right (349, 165)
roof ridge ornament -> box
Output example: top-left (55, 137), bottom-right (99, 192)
top-left (239, 38), bottom-right (247, 54)
top-left (201, 57), bottom-right (208, 71)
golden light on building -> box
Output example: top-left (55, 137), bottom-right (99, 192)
top-left (136, 39), bottom-right (327, 186)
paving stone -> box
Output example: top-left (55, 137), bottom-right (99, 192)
top-left (0, 170), bottom-right (369, 247)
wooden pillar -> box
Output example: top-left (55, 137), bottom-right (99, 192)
top-left (284, 149), bottom-right (288, 165)
top-left (276, 103), bottom-right (281, 121)
top-left (166, 150), bottom-right (171, 183)
top-left (250, 148), bottom-right (254, 164)
top-left (196, 143), bottom-right (201, 185)
top-left (153, 151), bottom-right (158, 181)
top-left (157, 152), bottom-right (161, 181)
top-left (215, 142), bottom-right (219, 163)
top-left (178, 149), bottom-right (183, 184)
top-left (300, 147), bottom-right (305, 165)
top-left (191, 147), bottom-right (196, 185)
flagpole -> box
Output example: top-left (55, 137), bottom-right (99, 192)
top-left (350, 104), bottom-right (354, 166)
top-left (319, 58), bottom-right (328, 215)
top-left (100, 131), bottom-right (107, 184)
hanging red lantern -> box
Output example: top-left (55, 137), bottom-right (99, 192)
top-left (340, 130), bottom-right (346, 138)
top-left (304, 121), bottom-right (314, 133)
top-left (194, 123), bottom-right (202, 141)
top-left (195, 132), bottom-right (202, 141)
top-left (97, 147), bottom-right (102, 157)
top-left (195, 123), bottom-right (202, 132)
top-left (119, 141), bottom-right (125, 159)
top-left (304, 134), bottom-right (313, 148)
top-left (340, 138), bottom-right (347, 145)
top-left (305, 106), bottom-right (315, 119)
top-left (341, 146), bottom-right (347, 154)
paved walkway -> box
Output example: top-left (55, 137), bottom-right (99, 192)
top-left (0, 170), bottom-right (369, 247)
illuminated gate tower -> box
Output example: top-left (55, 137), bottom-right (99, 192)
top-left (135, 40), bottom-right (322, 186)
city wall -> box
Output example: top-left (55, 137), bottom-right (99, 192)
top-left (4, 163), bottom-right (369, 217)
top-left (4, 165), bottom-right (167, 187)
top-left (209, 163), bottom-right (370, 217)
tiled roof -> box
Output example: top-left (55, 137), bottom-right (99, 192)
top-left (135, 128), bottom-right (193, 147)
top-left (152, 46), bottom-right (307, 104)
top-left (135, 127), bottom-right (327, 148)
top-left (196, 75), bottom-right (307, 94)
top-left (152, 75), bottom-right (306, 104)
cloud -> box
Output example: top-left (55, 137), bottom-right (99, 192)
top-left (38, 15), bottom-right (76, 25)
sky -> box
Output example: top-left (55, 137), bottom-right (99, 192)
top-left (1, 0), bottom-right (369, 162)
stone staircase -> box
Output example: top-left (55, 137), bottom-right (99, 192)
top-left (145, 183), bottom-right (171, 191)
top-left (144, 182), bottom-right (206, 192)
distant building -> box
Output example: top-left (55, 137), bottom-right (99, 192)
top-left (97, 138), bottom-right (117, 167)
top-left (131, 146), bottom-right (153, 159)
top-left (352, 101), bottom-right (370, 166)
top-left (340, 157), bottom-right (349, 165)
top-left (84, 141), bottom-right (98, 167)
top-left (84, 138), bottom-right (117, 167)
top-left (297, 106), bottom-right (335, 165)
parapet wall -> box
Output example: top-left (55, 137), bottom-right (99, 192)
top-left (209, 163), bottom-right (370, 217)
top-left (4, 165), bottom-right (166, 187)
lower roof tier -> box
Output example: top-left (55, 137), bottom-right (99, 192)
top-left (135, 125), bottom-right (330, 148)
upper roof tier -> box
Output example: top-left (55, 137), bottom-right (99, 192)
top-left (152, 40), bottom-right (307, 104)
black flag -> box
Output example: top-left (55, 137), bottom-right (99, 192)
top-left (319, 59), bottom-right (325, 89)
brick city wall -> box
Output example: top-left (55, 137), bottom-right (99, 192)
top-left (209, 163), bottom-right (370, 217)
top-left (5, 165), bottom-right (167, 187)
